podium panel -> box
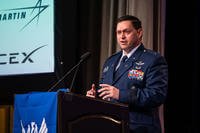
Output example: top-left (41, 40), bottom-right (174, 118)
top-left (13, 92), bottom-right (58, 133)
top-left (58, 92), bottom-right (129, 133)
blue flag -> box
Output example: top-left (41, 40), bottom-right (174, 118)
top-left (13, 92), bottom-right (57, 133)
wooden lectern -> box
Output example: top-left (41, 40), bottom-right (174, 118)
top-left (57, 92), bottom-right (129, 133)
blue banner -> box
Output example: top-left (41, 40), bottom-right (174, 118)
top-left (13, 92), bottom-right (57, 133)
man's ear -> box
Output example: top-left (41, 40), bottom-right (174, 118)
top-left (137, 28), bottom-right (143, 39)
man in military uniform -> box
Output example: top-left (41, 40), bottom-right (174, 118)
top-left (87, 15), bottom-right (168, 133)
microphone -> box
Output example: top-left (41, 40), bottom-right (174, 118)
top-left (69, 52), bottom-right (91, 92)
top-left (80, 51), bottom-right (91, 62)
top-left (48, 52), bottom-right (91, 92)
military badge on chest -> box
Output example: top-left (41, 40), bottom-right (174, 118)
top-left (135, 61), bottom-right (144, 69)
top-left (128, 61), bottom-right (145, 80)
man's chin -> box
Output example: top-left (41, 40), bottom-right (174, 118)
top-left (120, 45), bottom-right (127, 49)
top-left (120, 46), bottom-right (129, 50)
top-left (121, 47), bottom-right (134, 53)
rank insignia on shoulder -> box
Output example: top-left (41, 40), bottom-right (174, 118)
top-left (128, 69), bottom-right (144, 80)
top-left (103, 66), bottom-right (109, 73)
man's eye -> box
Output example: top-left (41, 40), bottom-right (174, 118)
top-left (117, 31), bottom-right (122, 34)
top-left (117, 30), bottom-right (132, 35)
top-left (124, 30), bottom-right (131, 34)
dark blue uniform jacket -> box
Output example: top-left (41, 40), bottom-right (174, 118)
top-left (100, 44), bottom-right (168, 133)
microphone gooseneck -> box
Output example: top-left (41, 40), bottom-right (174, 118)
top-left (48, 52), bottom-right (91, 92)
top-left (69, 52), bottom-right (91, 92)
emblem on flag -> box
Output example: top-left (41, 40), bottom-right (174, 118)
top-left (21, 118), bottom-right (48, 133)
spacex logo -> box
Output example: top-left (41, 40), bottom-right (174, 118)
top-left (0, 0), bottom-right (49, 31)
top-left (0, 45), bottom-right (46, 65)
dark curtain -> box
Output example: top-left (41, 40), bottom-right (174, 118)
top-left (69, 0), bottom-right (102, 94)
top-left (165, 0), bottom-right (200, 132)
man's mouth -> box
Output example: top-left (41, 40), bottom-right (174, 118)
top-left (120, 41), bottom-right (127, 44)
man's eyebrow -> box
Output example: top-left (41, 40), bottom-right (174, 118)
top-left (116, 28), bottom-right (133, 32)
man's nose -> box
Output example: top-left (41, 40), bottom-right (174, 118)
top-left (121, 33), bottom-right (126, 39)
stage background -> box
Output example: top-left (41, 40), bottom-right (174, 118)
top-left (0, 0), bottom-right (199, 133)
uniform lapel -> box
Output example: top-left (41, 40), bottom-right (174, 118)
top-left (110, 53), bottom-right (122, 83)
top-left (102, 52), bottom-right (121, 84)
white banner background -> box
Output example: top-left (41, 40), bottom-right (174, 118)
top-left (0, 0), bottom-right (54, 76)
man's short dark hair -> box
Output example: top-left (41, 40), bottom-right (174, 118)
top-left (116, 15), bottom-right (142, 30)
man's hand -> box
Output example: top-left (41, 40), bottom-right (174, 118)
top-left (98, 84), bottom-right (119, 100)
top-left (86, 84), bottom-right (96, 98)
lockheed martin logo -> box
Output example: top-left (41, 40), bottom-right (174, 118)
top-left (0, 45), bottom-right (46, 65)
top-left (0, 0), bottom-right (49, 31)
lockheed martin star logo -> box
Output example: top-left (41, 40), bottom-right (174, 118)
top-left (0, 0), bottom-right (49, 31)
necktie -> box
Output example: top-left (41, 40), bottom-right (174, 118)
top-left (121, 55), bottom-right (128, 64)
top-left (114, 55), bottom-right (128, 80)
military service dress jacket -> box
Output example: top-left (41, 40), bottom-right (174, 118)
top-left (99, 44), bottom-right (168, 133)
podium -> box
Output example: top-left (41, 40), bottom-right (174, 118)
top-left (57, 92), bottom-right (129, 133)
top-left (13, 91), bottom-right (129, 133)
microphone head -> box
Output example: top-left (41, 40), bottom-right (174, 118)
top-left (80, 52), bottom-right (91, 61)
